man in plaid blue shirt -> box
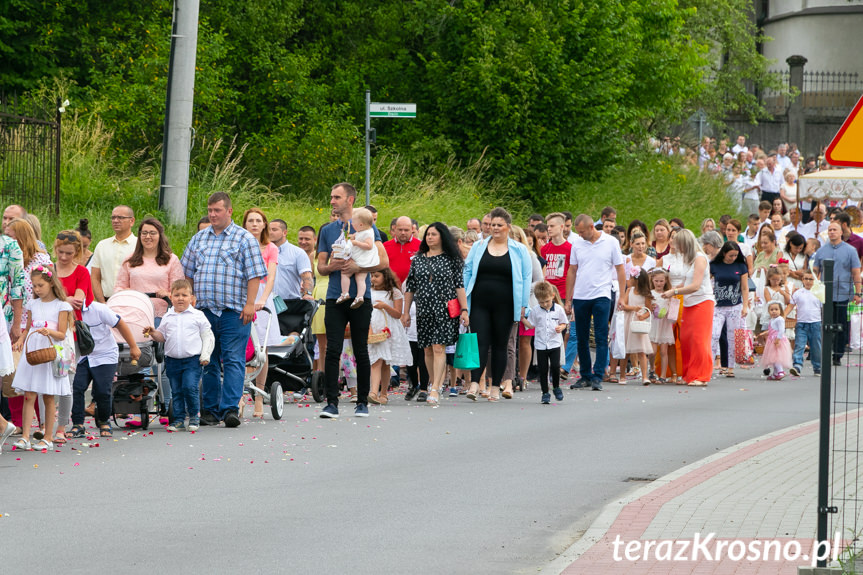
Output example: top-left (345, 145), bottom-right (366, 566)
top-left (181, 192), bottom-right (267, 428)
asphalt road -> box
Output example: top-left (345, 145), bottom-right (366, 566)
top-left (1, 367), bottom-right (823, 574)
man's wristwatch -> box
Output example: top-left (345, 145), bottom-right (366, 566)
top-left (305, 291), bottom-right (313, 296)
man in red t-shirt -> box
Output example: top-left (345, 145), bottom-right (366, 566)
top-left (383, 216), bottom-right (421, 285)
top-left (541, 212), bottom-right (577, 377)
top-left (541, 212), bottom-right (572, 299)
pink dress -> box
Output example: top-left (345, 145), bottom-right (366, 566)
top-left (114, 254), bottom-right (184, 317)
top-left (254, 243), bottom-right (284, 346)
top-left (760, 316), bottom-right (792, 369)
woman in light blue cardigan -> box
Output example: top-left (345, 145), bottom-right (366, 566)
top-left (462, 207), bottom-right (532, 401)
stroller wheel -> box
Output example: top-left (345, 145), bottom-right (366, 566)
top-left (140, 406), bottom-right (150, 430)
top-left (311, 371), bottom-right (325, 403)
top-left (270, 381), bottom-right (284, 420)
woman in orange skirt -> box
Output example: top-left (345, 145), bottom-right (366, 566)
top-left (660, 230), bottom-right (715, 386)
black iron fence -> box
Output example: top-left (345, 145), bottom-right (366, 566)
top-left (817, 261), bottom-right (863, 568)
top-left (763, 70), bottom-right (863, 118)
top-left (0, 93), bottom-right (61, 215)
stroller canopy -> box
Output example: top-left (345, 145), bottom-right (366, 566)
top-left (107, 290), bottom-right (156, 343)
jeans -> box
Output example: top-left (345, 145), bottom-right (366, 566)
top-left (793, 322), bottom-right (822, 372)
top-left (562, 320), bottom-right (578, 372)
top-left (165, 355), bottom-right (202, 424)
top-left (202, 309), bottom-right (250, 420)
top-left (573, 297), bottom-right (611, 381)
top-left (71, 359), bottom-right (117, 425)
top-left (324, 298), bottom-right (372, 405)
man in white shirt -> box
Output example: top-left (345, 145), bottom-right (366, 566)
top-left (776, 143), bottom-right (792, 173)
top-left (564, 214), bottom-right (626, 391)
top-left (91, 205), bottom-right (136, 302)
top-left (749, 155), bottom-right (784, 205)
top-left (799, 203), bottom-right (828, 241)
top-left (731, 135), bottom-right (748, 155)
top-left (779, 207), bottom-right (805, 242)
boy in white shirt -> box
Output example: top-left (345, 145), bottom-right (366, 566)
top-left (787, 271), bottom-right (823, 376)
top-left (69, 303), bottom-right (141, 438)
top-left (523, 282), bottom-right (569, 404)
top-left (145, 280), bottom-right (214, 432)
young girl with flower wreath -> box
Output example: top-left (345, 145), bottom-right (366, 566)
top-left (12, 265), bottom-right (74, 451)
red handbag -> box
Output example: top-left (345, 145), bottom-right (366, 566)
top-left (447, 298), bottom-right (461, 319)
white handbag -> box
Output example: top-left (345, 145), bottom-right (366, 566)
top-left (630, 307), bottom-right (652, 334)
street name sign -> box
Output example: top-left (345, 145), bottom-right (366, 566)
top-left (369, 103), bottom-right (416, 118)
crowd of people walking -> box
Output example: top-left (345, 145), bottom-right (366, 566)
top-left (0, 136), bottom-right (861, 448)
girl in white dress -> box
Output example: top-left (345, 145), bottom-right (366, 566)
top-left (367, 269), bottom-right (412, 405)
top-left (12, 266), bottom-right (74, 451)
top-left (649, 269), bottom-right (676, 384)
top-left (621, 269), bottom-right (654, 386)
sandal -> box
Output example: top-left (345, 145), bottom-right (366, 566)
top-left (426, 389), bottom-right (440, 405)
top-left (501, 385), bottom-right (513, 399)
top-left (489, 389), bottom-right (500, 402)
top-left (466, 383), bottom-right (479, 401)
top-left (69, 425), bottom-right (86, 438)
top-left (99, 424), bottom-right (113, 438)
top-left (367, 392), bottom-right (381, 405)
top-left (655, 378), bottom-right (667, 385)
top-left (725, 370), bottom-right (736, 378)
top-left (53, 431), bottom-right (67, 444)
top-left (687, 381), bottom-right (708, 387)
top-left (379, 395), bottom-right (389, 405)
top-left (607, 377), bottom-right (619, 384)
top-left (642, 380), bottom-right (651, 386)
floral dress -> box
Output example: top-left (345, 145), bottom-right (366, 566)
top-left (405, 253), bottom-right (463, 348)
top-left (0, 236), bottom-right (25, 329)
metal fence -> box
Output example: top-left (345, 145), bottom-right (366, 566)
top-left (0, 93), bottom-right (61, 214)
top-left (762, 70), bottom-right (790, 117)
top-left (763, 70), bottom-right (863, 118)
top-left (817, 261), bottom-right (863, 568)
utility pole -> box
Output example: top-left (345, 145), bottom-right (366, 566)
top-left (159, 0), bottom-right (200, 226)
top-left (365, 90), bottom-right (371, 206)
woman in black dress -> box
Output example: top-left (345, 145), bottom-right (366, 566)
top-left (402, 223), bottom-right (469, 405)
top-left (462, 207), bottom-right (532, 401)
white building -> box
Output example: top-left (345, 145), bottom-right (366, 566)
top-left (758, 1), bottom-right (863, 77)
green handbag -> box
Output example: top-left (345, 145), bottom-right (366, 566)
top-left (273, 295), bottom-right (288, 315)
top-left (453, 329), bottom-right (480, 371)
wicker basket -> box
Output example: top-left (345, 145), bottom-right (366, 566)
top-left (367, 315), bottom-right (391, 344)
top-left (785, 317), bottom-right (797, 329)
top-left (24, 331), bottom-right (56, 365)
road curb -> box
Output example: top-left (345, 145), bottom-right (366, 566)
top-left (538, 416), bottom-right (822, 575)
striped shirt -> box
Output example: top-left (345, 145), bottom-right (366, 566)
top-left (180, 222), bottom-right (267, 315)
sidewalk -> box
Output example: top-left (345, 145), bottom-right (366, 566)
top-left (542, 410), bottom-right (862, 575)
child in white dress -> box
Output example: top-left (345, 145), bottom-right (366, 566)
top-left (13, 265), bottom-right (74, 451)
top-left (336, 207), bottom-right (380, 309)
top-left (621, 268), bottom-right (654, 385)
top-left (649, 268), bottom-right (676, 384)
top-left (367, 269), bottom-right (412, 405)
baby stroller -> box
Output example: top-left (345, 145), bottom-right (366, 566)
top-left (107, 290), bottom-right (166, 430)
top-left (266, 299), bottom-right (325, 404)
top-left (243, 307), bottom-right (285, 419)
